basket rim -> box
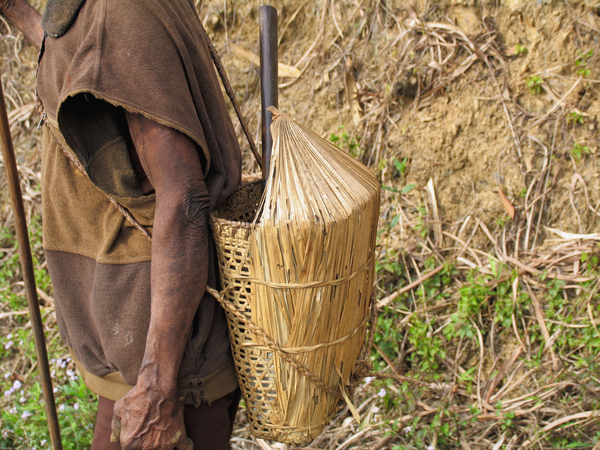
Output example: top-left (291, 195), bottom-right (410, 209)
top-left (209, 180), bottom-right (264, 229)
top-left (209, 214), bottom-right (253, 229)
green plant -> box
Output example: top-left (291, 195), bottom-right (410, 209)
top-left (372, 312), bottom-right (403, 371)
top-left (571, 143), bottom-right (590, 161)
top-left (381, 157), bottom-right (414, 195)
top-left (407, 317), bottom-right (445, 373)
top-left (501, 410), bottom-right (516, 431)
top-left (526, 75), bottom-right (543, 94)
top-left (0, 215), bottom-right (98, 449)
top-left (415, 205), bottom-right (429, 239)
top-left (329, 126), bottom-right (362, 158)
top-left (581, 251), bottom-right (600, 275)
top-left (567, 111), bottom-right (585, 125)
top-left (1, 370), bottom-right (97, 449)
top-left (393, 157), bottom-right (408, 178)
top-left (496, 216), bottom-right (508, 228)
top-left (576, 50), bottom-right (593, 77)
top-left (381, 184), bottom-right (416, 195)
top-left (514, 43), bottom-right (527, 56)
top-left (444, 270), bottom-right (490, 340)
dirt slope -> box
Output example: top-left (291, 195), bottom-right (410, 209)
top-left (1, 1), bottom-right (600, 448)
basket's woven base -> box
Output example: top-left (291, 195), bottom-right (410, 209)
top-left (210, 182), bottom-right (324, 446)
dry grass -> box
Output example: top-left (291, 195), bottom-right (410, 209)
top-left (242, 110), bottom-right (379, 444)
top-left (1, 1), bottom-right (600, 449)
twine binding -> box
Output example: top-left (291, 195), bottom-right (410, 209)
top-left (206, 285), bottom-right (343, 400)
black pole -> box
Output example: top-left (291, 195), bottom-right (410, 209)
top-left (259, 5), bottom-right (278, 179)
top-left (0, 84), bottom-right (63, 449)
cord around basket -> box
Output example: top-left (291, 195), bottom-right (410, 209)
top-left (230, 255), bottom-right (375, 289)
top-left (206, 285), bottom-right (345, 399)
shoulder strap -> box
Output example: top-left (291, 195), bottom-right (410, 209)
top-left (197, 23), bottom-right (263, 170)
top-left (47, 126), bottom-right (152, 242)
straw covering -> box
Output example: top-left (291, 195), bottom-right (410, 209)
top-left (210, 108), bottom-right (379, 445)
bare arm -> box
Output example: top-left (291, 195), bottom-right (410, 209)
top-left (1, 0), bottom-right (42, 50)
top-left (111, 112), bottom-right (210, 450)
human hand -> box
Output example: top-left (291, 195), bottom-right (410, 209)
top-left (111, 383), bottom-right (193, 450)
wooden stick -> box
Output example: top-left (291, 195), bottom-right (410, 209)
top-left (259, 5), bottom-right (278, 179)
top-left (0, 82), bottom-right (63, 449)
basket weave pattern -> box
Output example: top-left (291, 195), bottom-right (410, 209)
top-left (209, 182), bottom-right (288, 441)
top-left (210, 104), bottom-right (381, 446)
top-left (210, 181), bottom-right (354, 445)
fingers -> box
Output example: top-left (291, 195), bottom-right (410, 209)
top-left (110, 413), bottom-right (121, 443)
top-left (176, 437), bottom-right (194, 450)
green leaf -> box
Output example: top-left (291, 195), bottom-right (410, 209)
top-left (402, 184), bottom-right (416, 194)
top-left (382, 185), bottom-right (400, 193)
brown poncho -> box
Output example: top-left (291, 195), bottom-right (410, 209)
top-left (36, 0), bottom-right (241, 403)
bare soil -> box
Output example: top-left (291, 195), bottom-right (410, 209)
top-left (1, 1), bottom-right (600, 449)
top-left (205, 0), bottom-right (600, 244)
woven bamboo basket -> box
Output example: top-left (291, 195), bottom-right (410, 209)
top-left (209, 109), bottom-right (380, 445)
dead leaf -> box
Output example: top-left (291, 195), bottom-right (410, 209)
top-left (498, 187), bottom-right (515, 220)
top-left (230, 43), bottom-right (301, 78)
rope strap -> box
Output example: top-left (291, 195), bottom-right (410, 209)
top-left (198, 20), bottom-right (262, 169)
top-left (241, 316), bottom-right (367, 354)
top-left (48, 127), bottom-right (152, 242)
top-left (206, 285), bottom-right (344, 399)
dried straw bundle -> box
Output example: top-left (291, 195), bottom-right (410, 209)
top-left (245, 108), bottom-right (380, 443)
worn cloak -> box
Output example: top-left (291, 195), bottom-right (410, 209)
top-left (36, 0), bottom-right (241, 404)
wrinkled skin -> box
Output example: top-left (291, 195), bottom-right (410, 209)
top-left (111, 375), bottom-right (192, 450)
top-left (108, 111), bottom-right (208, 449)
top-left (2, 3), bottom-right (212, 448)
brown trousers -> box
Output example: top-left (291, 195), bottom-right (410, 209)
top-left (91, 389), bottom-right (241, 450)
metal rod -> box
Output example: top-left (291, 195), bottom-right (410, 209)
top-left (0, 83), bottom-right (63, 449)
top-left (259, 5), bottom-right (278, 179)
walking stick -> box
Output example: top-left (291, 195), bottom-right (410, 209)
top-left (259, 5), bottom-right (278, 179)
top-left (0, 83), bottom-right (63, 449)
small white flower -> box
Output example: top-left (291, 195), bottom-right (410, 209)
top-left (4, 341), bottom-right (14, 350)
top-left (4, 372), bottom-right (11, 379)
top-left (4, 388), bottom-right (14, 397)
top-left (58, 404), bottom-right (65, 411)
top-left (377, 388), bottom-right (386, 398)
top-left (53, 387), bottom-right (58, 393)
top-left (364, 376), bottom-right (375, 385)
top-left (427, 446), bottom-right (435, 450)
top-left (21, 410), bottom-right (32, 420)
top-left (74, 403), bottom-right (79, 410)
top-left (403, 426), bottom-right (412, 434)
top-left (12, 380), bottom-right (22, 390)
top-left (372, 406), bottom-right (380, 413)
top-left (6, 334), bottom-right (12, 339)
top-left (19, 396), bottom-right (26, 403)
top-left (40, 440), bottom-right (47, 446)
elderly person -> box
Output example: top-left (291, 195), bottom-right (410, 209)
top-left (1, 1), bottom-right (242, 448)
